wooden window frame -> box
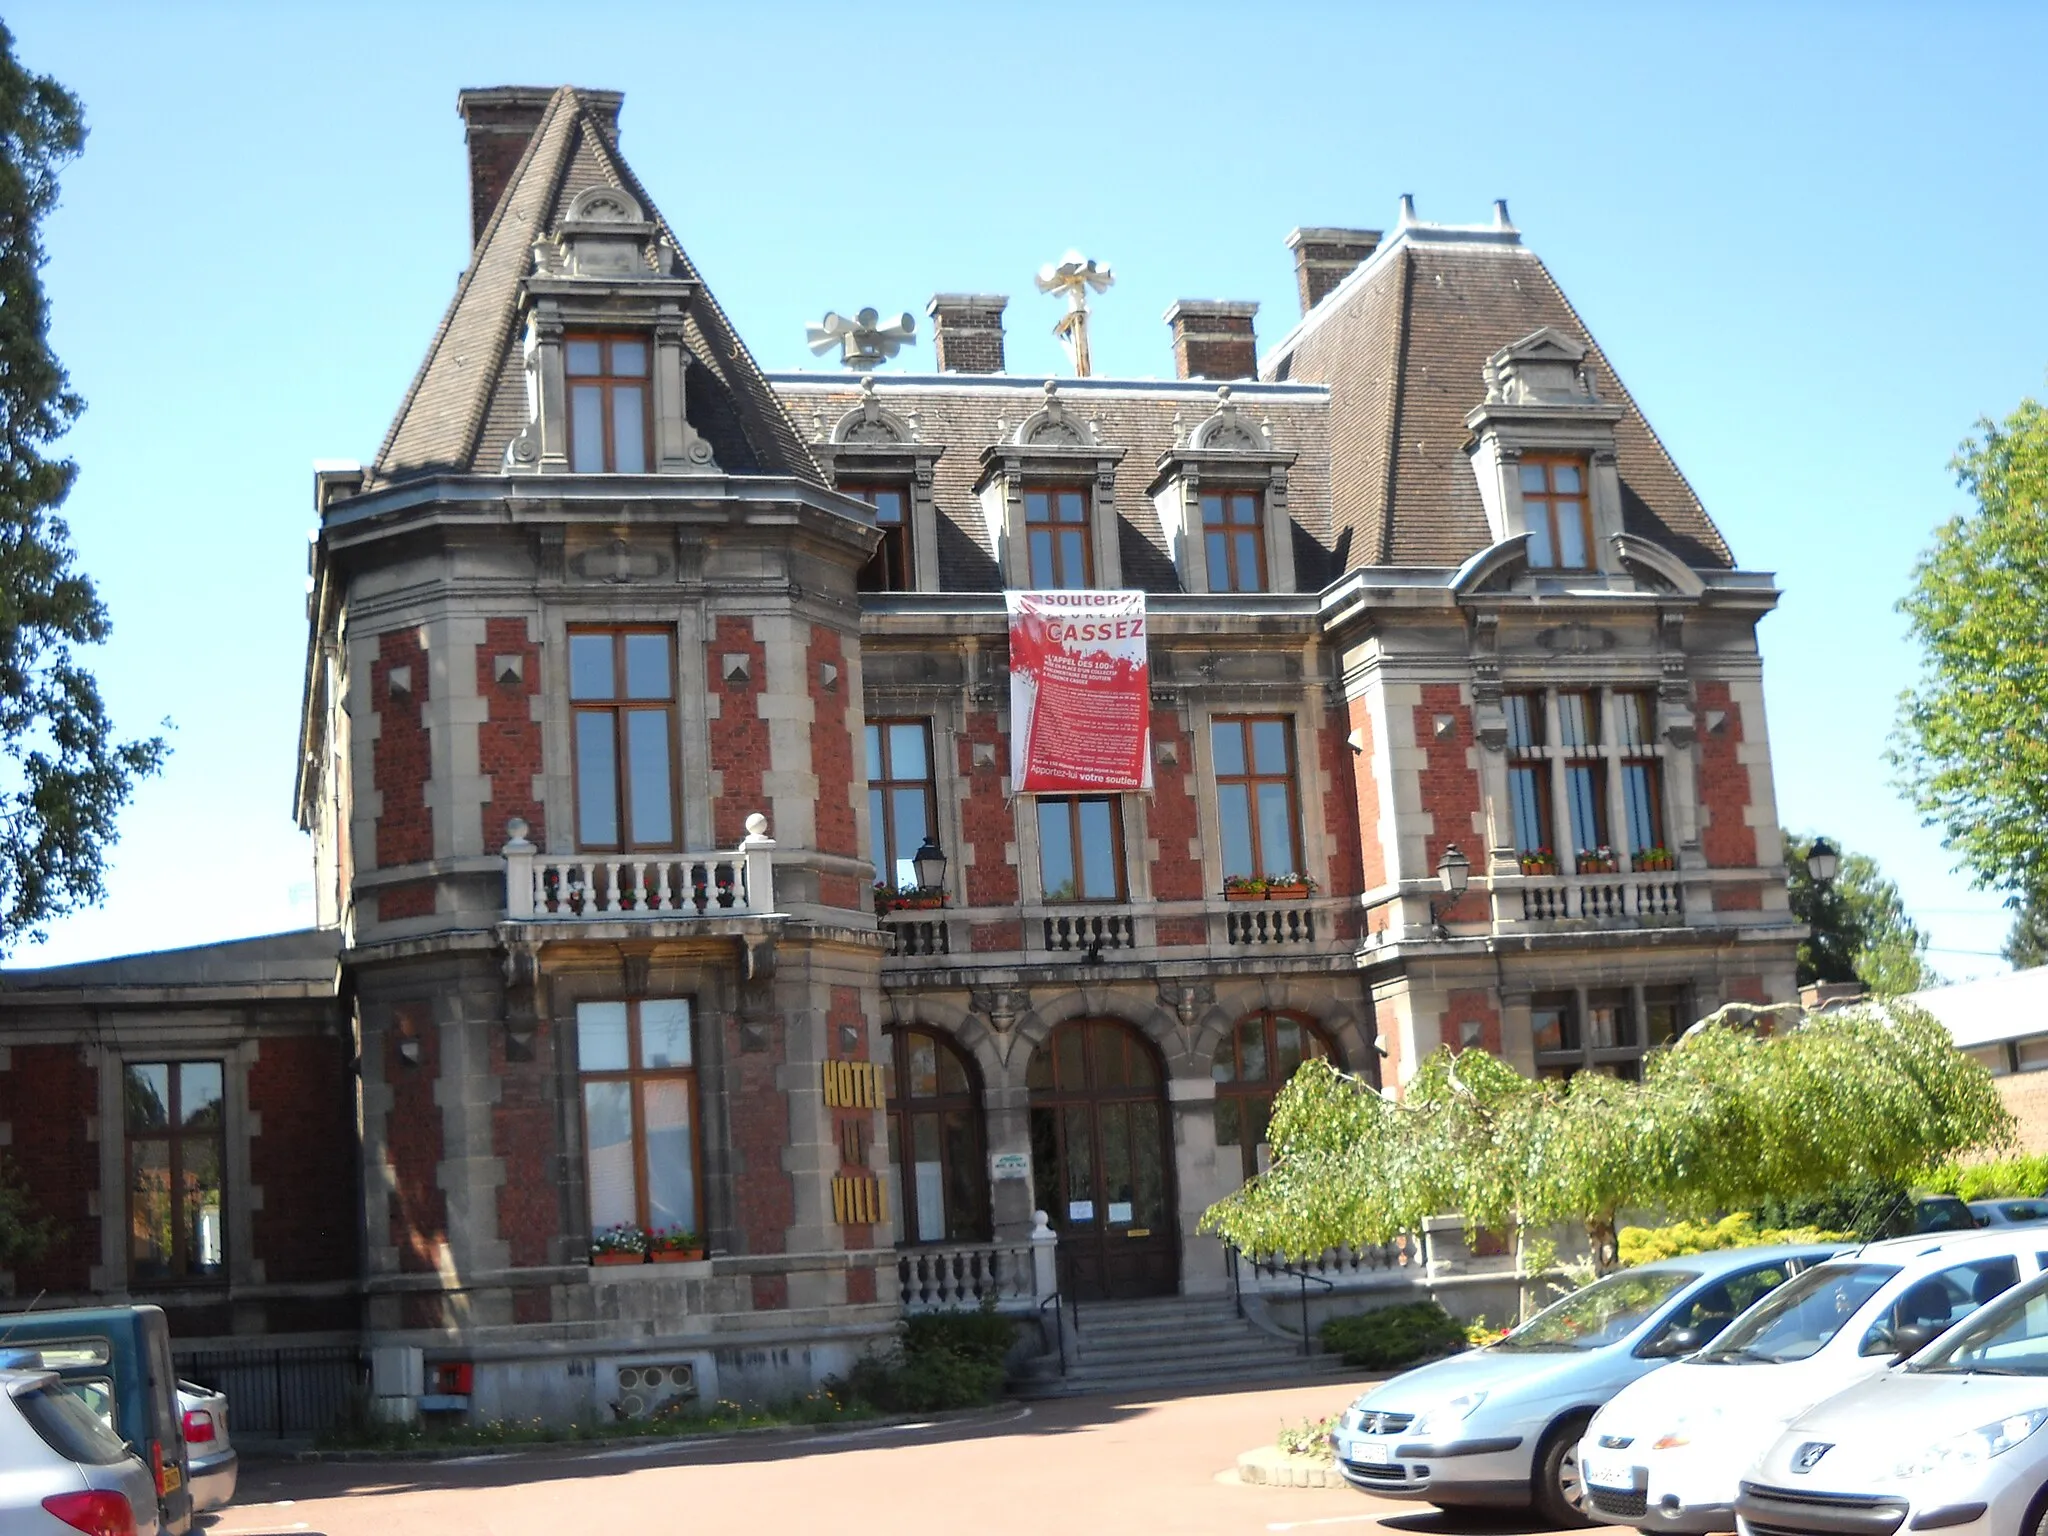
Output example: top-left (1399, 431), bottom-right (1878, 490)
top-left (578, 998), bottom-right (703, 1240)
top-left (568, 626), bottom-right (680, 853)
top-left (1535, 984), bottom-right (1688, 1081)
top-left (847, 483), bottom-right (914, 592)
top-left (1211, 1011), bottom-right (1335, 1184)
top-left (564, 331), bottom-right (655, 474)
top-left (1201, 490), bottom-right (1268, 594)
top-left (888, 1027), bottom-right (991, 1245)
top-left (1210, 715), bottom-right (1302, 881)
top-left (1520, 454), bottom-right (1595, 572)
top-left (1035, 795), bottom-right (1127, 903)
top-left (867, 719), bottom-right (937, 890)
top-left (1558, 689), bottom-right (1609, 861)
top-left (1023, 484), bottom-right (1095, 589)
top-left (123, 1059), bottom-right (226, 1286)
top-left (1504, 691), bottom-right (1554, 862)
top-left (1616, 690), bottom-right (1668, 865)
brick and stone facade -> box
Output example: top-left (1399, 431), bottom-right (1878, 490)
top-left (0, 85), bottom-right (1804, 1420)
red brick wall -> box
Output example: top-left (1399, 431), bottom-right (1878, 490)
top-left (1713, 885), bottom-right (1764, 911)
top-left (248, 1035), bottom-right (358, 1284)
top-left (726, 1011), bottom-right (792, 1259)
top-left (1413, 685), bottom-right (1485, 924)
top-left (846, 1265), bottom-right (877, 1304)
top-left (826, 986), bottom-right (873, 1251)
top-left (475, 618), bottom-right (544, 852)
top-left (385, 1003), bottom-right (446, 1273)
top-left (1697, 681), bottom-right (1758, 868)
top-left (1320, 704), bottom-right (1366, 941)
top-left (372, 628), bottom-right (431, 871)
top-left (958, 710), bottom-right (1019, 907)
top-left (375, 879), bottom-right (435, 923)
top-left (1996, 1072), bottom-right (2048, 1155)
top-left (710, 617), bottom-right (768, 848)
top-left (1440, 988), bottom-right (1503, 1055)
top-left (1373, 996), bottom-right (1403, 1095)
top-left (1147, 708), bottom-right (1202, 902)
top-left (491, 1018), bottom-right (557, 1268)
top-left (0, 1045), bottom-right (97, 1292)
top-left (972, 920), bottom-right (1023, 952)
top-left (1349, 696), bottom-right (1389, 935)
top-left (808, 625), bottom-right (862, 910)
top-left (1724, 975), bottom-right (1768, 1006)
top-left (1155, 917), bottom-right (1207, 946)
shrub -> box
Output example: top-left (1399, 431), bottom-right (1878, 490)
top-left (1277, 1413), bottom-right (1338, 1461)
top-left (1318, 1302), bottom-right (1466, 1369)
top-left (1617, 1212), bottom-right (1852, 1267)
top-left (1923, 1155), bottom-right (2048, 1202)
top-left (1755, 1179), bottom-right (1909, 1240)
top-left (825, 1302), bottom-right (1016, 1413)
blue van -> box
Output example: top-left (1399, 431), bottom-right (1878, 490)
top-left (0, 1304), bottom-right (192, 1535)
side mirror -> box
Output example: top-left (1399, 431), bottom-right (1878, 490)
top-left (1890, 1322), bottom-right (1938, 1360)
top-left (1646, 1326), bottom-right (1703, 1359)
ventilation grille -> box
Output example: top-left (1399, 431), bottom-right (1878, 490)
top-left (615, 1362), bottom-right (697, 1419)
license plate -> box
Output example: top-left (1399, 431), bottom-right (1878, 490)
top-left (1354, 1439), bottom-right (1393, 1466)
top-left (161, 1463), bottom-right (183, 1494)
top-left (1580, 1452), bottom-right (1636, 1490)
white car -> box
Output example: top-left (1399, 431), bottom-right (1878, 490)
top-left (1738, 1268), bottom-right (2048, 1536)
top-left (175, 1381), bottom-right (236, 1512)
top-left (1581, 1227), bottom-right (2048, 1533)
top-left (0, 1366), bottom-right (162, 1536)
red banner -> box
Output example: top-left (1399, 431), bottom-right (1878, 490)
top-left (1007, 590), bottom-right (1152, 793)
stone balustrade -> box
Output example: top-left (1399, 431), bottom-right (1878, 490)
top-left (897, 1212), bottom-right (1059, 1313)
top-left (502, 813), bottom-right (776, 921)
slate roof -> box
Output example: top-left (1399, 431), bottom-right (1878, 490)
top-left (371, 87), bottom-right (821, 489)
top-left (1265, 224), bottom-right (1732, 570)
top-left (767, 377), bottom-right (1335, 593)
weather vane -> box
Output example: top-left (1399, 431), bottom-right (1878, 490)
top-left (805, 308), bottom-right (917, 370)
top-left (1035, 251), bottom-right (1114, 378)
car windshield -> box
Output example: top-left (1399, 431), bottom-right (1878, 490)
top-left (1699, 1262), bottom-right (1898, 1363)
top-left (1494, 1268), bottom-right (1696, 1351)
top-left (1914, 1279), bottom-right (2048, 1376)
top-left (12, 1379), bottom-right (131, 1466)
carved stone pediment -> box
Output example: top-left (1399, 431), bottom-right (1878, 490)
top-left (1482, 327), bottom-right (1597, 406)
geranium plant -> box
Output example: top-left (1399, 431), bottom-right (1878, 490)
top-left (1518, 847), bottom-right (1559, 875)
top-left (590, 1223), bottom-right (648, 1259)
top-left (648, 1225), bottom-right (700, 1254)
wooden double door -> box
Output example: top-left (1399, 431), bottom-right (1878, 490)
top-left (1028, 1020), bottom-right (1178, 1300)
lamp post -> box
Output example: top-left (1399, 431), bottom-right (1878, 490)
top-left (912, 834), bottom-right (947, 895)
top-left (1430, 844), bottom-right (1472, 941)
top-left (1805, 837), bottom-right (1839, 887)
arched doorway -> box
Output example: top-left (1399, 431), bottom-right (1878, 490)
top-left (1213, 1011), bottom-right (1338, 1186)
top-left (1028, 1020), bottom-right (1177, 1300)
top-left (886, 1027), bottom-right (990, 1245)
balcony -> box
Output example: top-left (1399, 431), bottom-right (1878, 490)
top-left (1503, 872), bottom-right (1686, 926)
top-left (878, 894), bottom-right (1342, 976)
top-left (502, 814), bottom-right (776, 921)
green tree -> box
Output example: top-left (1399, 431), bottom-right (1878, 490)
top-left (1893, 392), bottom-right (2048, 902)
top-left (1785, 832), bottom-right (1936, 995)
top-left (1200, 1003), bottom-right (2010, 1275)
top-left (0, 1155), bottom-right (56, 1269)
top-left (2004, 892), bottom-right (2048, 970)
top-left (0, 28), bottom-right (164, 950)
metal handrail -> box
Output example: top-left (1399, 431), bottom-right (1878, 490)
top-left (1037, 1289), bottom-right (1067, 1376)
top-left (1234, 1247), bottom-right (1336, 1357)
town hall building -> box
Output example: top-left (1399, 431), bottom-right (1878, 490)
top-left (0, 85), bottom-right (1799, 1421)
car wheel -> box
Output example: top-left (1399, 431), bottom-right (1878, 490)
top-left (1533, 1413), bottom-right (1597, 1529)
top-left (2027, 1483), bottom-right (2048, 1536)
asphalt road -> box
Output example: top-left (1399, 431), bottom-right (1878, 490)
top-left (207, 1378), bottom-right (1581, 1536)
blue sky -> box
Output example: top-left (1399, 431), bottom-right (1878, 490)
top-left (6, 1), bottom-right (2043, 974)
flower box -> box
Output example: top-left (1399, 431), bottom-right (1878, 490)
top-left (880, 895), bottom-right (945, 913)
top-left (591, 1251), bottom-right (644, 1267)
top-left (1518, 855), bottom-right (1559, 877)
top-left (1577, 859), bottom-right (1619, 875)
top-left (1224, 887), bottom-right (1266, 902)
top-left (651, 1247), bottom-right (704, 1264)
top-left (1264, 883), bottom-right (1311, 901)
top-left (1632, 851), bottom-right (1675, 873)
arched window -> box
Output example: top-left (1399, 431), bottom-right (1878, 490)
top-left (888, 1028), bottom-right (989, 1245)
top-left (1212, 1011), bottom-right (1337, 1185)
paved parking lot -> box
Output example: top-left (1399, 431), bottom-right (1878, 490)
top-left (209, 1378), bottom-right (1577, 1536)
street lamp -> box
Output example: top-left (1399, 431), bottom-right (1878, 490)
top-left (1805, 837), bottom-right (1840, 887)
top-left (1430, 844), bottom-right (1472, 941)
top-left (912, 834), bottom-right (948, 894)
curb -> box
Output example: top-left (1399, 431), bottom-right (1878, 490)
top-left (1235, 1444), bottom-right (1344, 1490)
top-left (286, 1402), bottom-right (1012, 1464)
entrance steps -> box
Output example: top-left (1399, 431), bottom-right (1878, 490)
top-left (1014, 1293), bottom-right (1356, 1398)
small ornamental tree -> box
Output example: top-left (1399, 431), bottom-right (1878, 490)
top-left (1201, 1002), bottom-right (2011, 1279)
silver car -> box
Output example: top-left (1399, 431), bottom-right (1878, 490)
top-left (1739, 1268), bottom-right (2048, 1536)
top-left (0, 1366), bottom-right (162, 1536)
top-left (1330, 1245), bottom-right (1840, 1526)
top-left (175, 1381), bottom-right (236, 1513)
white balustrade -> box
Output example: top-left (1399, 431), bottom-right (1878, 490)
top-left (881, 914), bottom-right (951, 957)
top-left (898, 1241), bottom-right (1036, 1312)
top-left (1225, 903), bottom-right (1318, 946)
top-left (1040, 910), bottom-right (1136, 954)
top-left (1512, 873), bottom-right (1684, 924)
top-left (1245, 1238), bottom-right (1419, 1291)
top-left (502, 813), bottom-right (777, 921)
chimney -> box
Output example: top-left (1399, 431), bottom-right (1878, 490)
top-left (1163, 301), bottom-right (1259, 381)
top-left (457, 86), bottom-right (625, 249)
top-left (926, 294), bottom-right (1008, 374)
top-left (1285, 227), bottom-right (1384, 314)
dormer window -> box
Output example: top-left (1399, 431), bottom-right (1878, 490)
top-left (849, 485), bottom-right (913, 591)
top-left (566, 334), bottom-right (652, 473)
top-left (1202, 491), bottom-right (1267, 593)
top-left (1025, 486), bottom-right (1094, 588)
top-left (1520, 456), bottom-right (1592, 570)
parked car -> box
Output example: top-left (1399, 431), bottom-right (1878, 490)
top-left (1738, 1266), bottom-right (2048, 1536)
top-left (1970, 1197), bottom-right (2048, 1227)
top-left (175, 1381), bottom-right (236, 1513)
top-left (1580, 1226), bottom-right (2048, 1533)
top-left (0, 1306), bottom-right (191, 1535)
top-left (0, 1365), bottom-right (161, 1536)
top-left (1328, 1245), bottom-right (1841, 1526)
top-left (1901, 1195), bottom-right (1980, 1235)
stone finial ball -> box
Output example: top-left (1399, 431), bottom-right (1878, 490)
top-left (745, 812), bottom-right (768, 838)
